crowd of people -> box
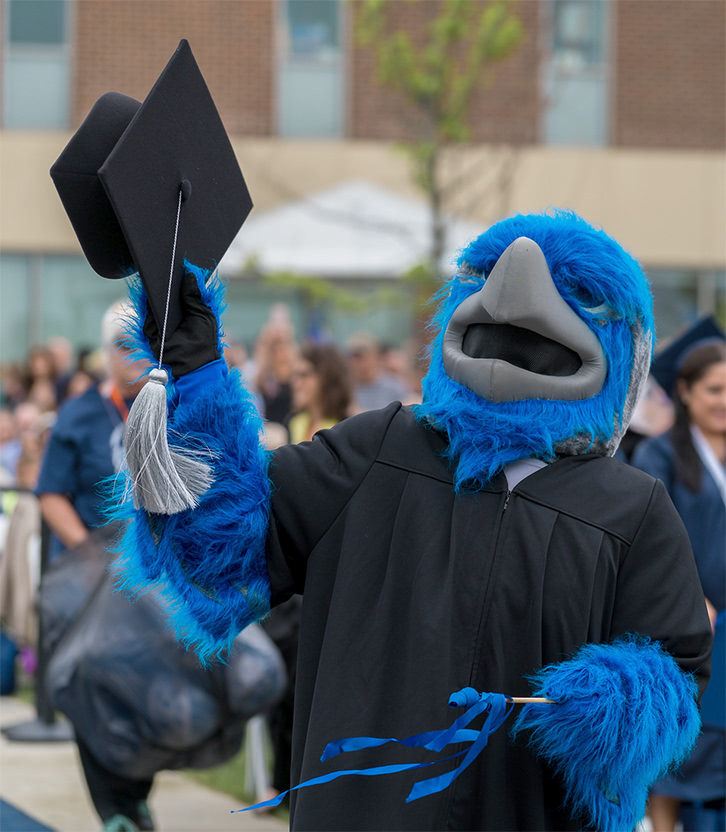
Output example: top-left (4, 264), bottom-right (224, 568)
top-left (0, 297), bottom-right (723, 832)
top-left (0, 309), bottom-right (421, 493)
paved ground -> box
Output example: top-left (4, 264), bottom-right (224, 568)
top-left (0, 698), bottom-right (286, 832)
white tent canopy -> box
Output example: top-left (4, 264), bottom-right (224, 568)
top-left (219, 180), bottom-right (484, 279)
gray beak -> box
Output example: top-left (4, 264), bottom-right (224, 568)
top-left (443, 237), bottom-right (607, 402)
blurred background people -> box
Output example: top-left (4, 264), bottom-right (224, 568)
top-left (632, 329), bottom-right (726, 832)
top-left (0, 442), bottom-right (43, 661)
top-left (288, 341), bottom-right (352, 442)
top-left (255, 308), bottom-right (296, 424)
top-left (47, 336), bottom-right (75, 402)
top-left (65, 364), bottom-right (96, 400)
top-left (1, 365), bottom-right (29, 410)
top-left (0, 408), bottom-right (22, 486)
top-left (347, 332), bottom-right (410, 413)
top-left (25, 346), bottom-right (58, 415)
top-left (615, 376), bottom-right (676, 464)
top-left (27, 345), bottom-right (57, 388)
top-left (381, 342), bottom-right (422, 406)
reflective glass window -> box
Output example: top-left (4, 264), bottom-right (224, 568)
top-left (3, 0), bottom-right (70, 129)
top-left (285, 0), bottom-right (340, 59)
top-left (9, 0), bottom-right (66, 45)
top-left (544, 0), bottom-right (609, 146)
top-left (278, 0), bottom-right (343, 137)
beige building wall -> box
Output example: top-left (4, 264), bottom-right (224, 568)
top-left (1, 131), bottom-right (724, 271)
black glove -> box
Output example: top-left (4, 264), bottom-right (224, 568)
top-left (143, 272), bottom-right (221, 377)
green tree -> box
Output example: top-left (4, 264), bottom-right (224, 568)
top-left (356, 0), bottom-right (524, 277)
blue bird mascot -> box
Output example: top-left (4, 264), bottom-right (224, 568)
top-left (110, 211), bottom-right (711, 832)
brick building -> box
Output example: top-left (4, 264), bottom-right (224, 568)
top-left (1, 0), bottom-right (724, 358)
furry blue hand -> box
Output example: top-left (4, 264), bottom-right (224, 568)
top-left (111, 367), bottom-right (271, 662)
top-left (511, 636), bottom-right (700, 832)
top-left (123, 261), bottom-right (227, 382)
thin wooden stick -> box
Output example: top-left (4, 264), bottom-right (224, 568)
top-left (508, 697), bottom-right (556, 704)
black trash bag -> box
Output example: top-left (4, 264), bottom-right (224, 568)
top-left (39, 523), bottom-right (119, 661)
top-left (43, 527), bottom-right (286, 780)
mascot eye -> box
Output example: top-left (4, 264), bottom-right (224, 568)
top-left (567, 286), bottom-right (620, 324)
top-left (582, 302), bottom-right (620, 323)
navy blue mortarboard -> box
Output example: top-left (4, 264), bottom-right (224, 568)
top-left (50, 39), bottom-right (252, 337)
top-left (650, 317), bottom-right (726, 396)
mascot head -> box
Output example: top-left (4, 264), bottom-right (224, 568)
top-left (417, 210), bottom-right (654, 491)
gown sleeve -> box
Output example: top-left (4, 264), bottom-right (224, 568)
top-left (266, 403), bottom-right (401, 603)
top-left (609, 478), bottom-right (713, 699)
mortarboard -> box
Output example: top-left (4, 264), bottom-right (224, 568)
top-left (51, 39), bottom-right (252, 515)
top-left (51, 38), bottom-right (252, 337)
top-left (650, 316), bottom-right (725, 396)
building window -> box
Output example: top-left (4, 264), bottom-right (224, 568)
top-left (0, 254), bottom-right (124, 363)
top-left (2, 0), bottom-right (71, 129)
top-left (277, 0), bottom-right (344, 138)
top-left (542, 0), bottom-right (609, 146)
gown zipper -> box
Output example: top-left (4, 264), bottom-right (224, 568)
top-left (445, 489), bottom-right (512, 830)
top-left (468, 489), bottom-right (512, 683)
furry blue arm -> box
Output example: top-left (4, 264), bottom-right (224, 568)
top-left (112, 265), bottom-right (272, 662)
top-left (511, 637), bottom-right (700, 832)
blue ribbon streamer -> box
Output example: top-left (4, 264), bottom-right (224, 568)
top-left (233, 688), bottom-right (513, 814)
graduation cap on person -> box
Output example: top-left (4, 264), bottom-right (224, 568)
top-left (50, 37), bottom-right (251, 339)
top-left (51, 39), bottom-right (252, 514)
top-left (650, 316), bottom-right (725, 397)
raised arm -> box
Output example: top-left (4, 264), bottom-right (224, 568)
top-left (112, 264), bottom-right (397, 663)
top-left (112, 264), bottom-right (272, 663)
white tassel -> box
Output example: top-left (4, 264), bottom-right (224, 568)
top-left (124, 368), bottom-right (213, 514)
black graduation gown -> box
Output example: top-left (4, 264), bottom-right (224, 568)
top-left (266, 403), bottom-right (712, 832)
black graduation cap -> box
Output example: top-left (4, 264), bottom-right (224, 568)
top-left (650, 316), bottom-right (725, 396)
top-left (51, 39), bottom-right (252, 337)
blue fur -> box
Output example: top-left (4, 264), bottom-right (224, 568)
top-left (416, 210), bottom-right (655, 491)
top-left (111, 264), bottom-right (271, 663)
top-left (511, 637), bottom-right (701, 832)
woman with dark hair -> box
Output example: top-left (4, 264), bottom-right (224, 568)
top-left (633, 337), bottom-right (726, 832)
top-left (26, 345), bottom-right (58, 414)
top-left (287, 342), bottom-right (352, 444)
